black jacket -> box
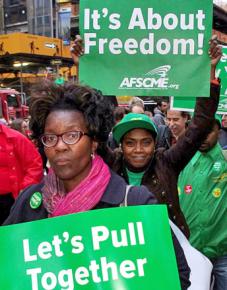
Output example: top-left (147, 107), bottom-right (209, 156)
top-left (111, 83), bottom-right (220, 239)
top-left (4, 170), bottom-right (190, 289)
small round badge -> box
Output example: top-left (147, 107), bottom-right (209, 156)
top-left (184, 185), bottom-right (192, 194)
top-left (212, 188), bottom-right (221, 198)
top-left (213, 162), bottom-right (221, 172)
top-left (30, 192), bottom-right (42, 209)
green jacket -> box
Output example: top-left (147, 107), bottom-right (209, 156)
top-left (178, 143), bottom-right (227, 258)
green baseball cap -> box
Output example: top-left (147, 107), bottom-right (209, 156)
top-left (113, 113), bottom-right (158, 144)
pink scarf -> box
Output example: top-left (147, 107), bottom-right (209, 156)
top-left (42, 155), bottom-right (111, 217)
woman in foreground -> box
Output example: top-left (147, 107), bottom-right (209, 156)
top-left (4, 82), bottom-right (190, 289)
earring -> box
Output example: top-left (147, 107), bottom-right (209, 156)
top-left (91, 152), bottom-right (95, 159)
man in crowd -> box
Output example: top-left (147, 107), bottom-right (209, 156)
top-left (178, 119), bottom-right (227, 290)
top-left (152, 98), bottom-right (169, 127)
top-left (219, 114), bottom-right (227, 148)
top-left (108, 106), bottom-right (128, 150)
top-left (129, 97), bottom-right (145, 114)
top-left (166, 110), bottom-right (191, 145)
top-left (0, 123), bottom-right (43, 224)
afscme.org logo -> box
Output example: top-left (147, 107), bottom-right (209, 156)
top-left (119, 65), bottom-right (179, 90)
top-left (218, 97), bottom-right (227, 110)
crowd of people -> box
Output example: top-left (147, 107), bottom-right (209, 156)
top-left (0, 34), bottom-right (226, 290)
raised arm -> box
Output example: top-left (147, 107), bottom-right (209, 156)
top-left (163, 36), bottom-right (222, 173)
top-left (70, 35), bottom-right (84, 66)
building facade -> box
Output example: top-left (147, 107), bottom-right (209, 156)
top-left (1, 0), bottom-right (28, 34)
top-left (0, 1), bottom-right (79, 92)
top-left (0, 0), bottom-right (79, 40)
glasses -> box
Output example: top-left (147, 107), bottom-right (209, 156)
top-left (40, 131), bottom-right (90, 148)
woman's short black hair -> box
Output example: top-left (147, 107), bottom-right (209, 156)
top-left (29, 81), bottom-right (114, 144)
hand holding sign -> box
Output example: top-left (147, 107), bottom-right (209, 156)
top-left (209, 35), bottom-right (222, 80)
top-left (70, 35), bottom-right (84, 65)
top-left (79, 0), bottom-right (213, 96)
top-left (0, 206), bottom-right (182, 290)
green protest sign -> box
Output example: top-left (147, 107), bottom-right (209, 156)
top-left (170, 96), bottom-right (195, 112)
top-left (0, 206), bottom-right (181, 290)
top-left (170, 47), bottom-right (227, 114)
top-left (170, 96), bottom-right (227, 115)
top-left (79, 0), bottom-right (212, 97)
top-left (170, 95), bottom-right (227, 115)
top-left (216, 46), bottom-right (227, 113)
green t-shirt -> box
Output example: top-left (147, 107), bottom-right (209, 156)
top-left (178, 143), bottom-right (227, 258)
top-left (126, 168), bottom-right (145, 186)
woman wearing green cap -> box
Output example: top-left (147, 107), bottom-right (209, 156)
top-left (112, 79), bottom-right (220, 239)
top-left (112, 83), bottom-right (218, 239)
top-left (111, 36), bottom-right (222, 239)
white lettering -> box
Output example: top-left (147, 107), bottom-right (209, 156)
top-left (163, 13), bottom-right (178, 30)
top-left (92, 226), bottom-right (109, 250)
top-left (84, 9), bottom-right (90, 30)
top-left (137, 222), bottom-right (145, 245)
top-left (58, 269), bottom-right (74, 289)
top-left (52, 235), bottom-right (64, 257)
top-left (26, 268), bottom-right (41, 290)
top-left (128, 8), bottom-right (146, 29)
top-left (124, 38), bottom-right (138, 54)
top-left (101, 257), bottom-right (118, 281)
top-left (71, 236), bottom-right (84, 254)
top-left (91, 10), bottom-right (101, 30)
top-left (173, 39), bottom-right (195, 55)
top-left (23, 239), bottom-right (37, 262)
top-left (99, 38), bottom-right (108, 54)
top-left (196, 10), bottom-right (206, 30)
top-left (137, 258), bottom-right (147, 276)
top-left (140, 33), bottom-right (154, 54)
top-left (84, 33), bottom-right (199, 56)
top-left (26, 257), bottom-right (148, 288)
top-left (180, 14), bottom-right (194, 30)
top-left (109, 38), bottom-right (123, 54)
top-left (111, 229), bottom-right (128, 247)
top-left (109, 13), bottom-right (121, 29)
top-left (41, 272), bottom-right (57, 290)
top-left (147, 8), bottom-right (162, 29)
top-left (89, 260), bottom-right (101, 283)
top-left (120, 77), bottom-right (169, 89)
top-left (119, 260), bottom-right (136, 278)
top-left (84, 33), bottom-right (97, 54)
top-left (75, 267), bottom-right (89, 285)
top-left (38, 242), bottom-right (52, 260)
top-left (156, 39), bottom-right (171, 54)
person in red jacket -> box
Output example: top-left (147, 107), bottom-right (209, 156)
top-left (0, 123), bottom-right (43, 224)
